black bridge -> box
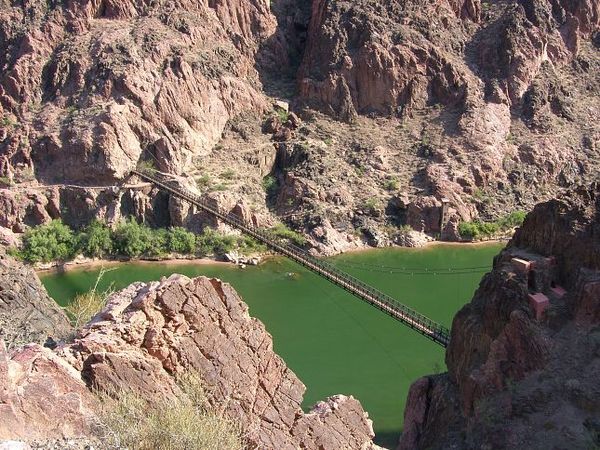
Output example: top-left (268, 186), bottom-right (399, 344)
top-left (132, 170), bottom-right (451, 347)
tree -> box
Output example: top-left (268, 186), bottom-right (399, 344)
top-left (168, 227), bottom-right (196, 254)
top-left (79, 220), bottom-right (113, 258)
top-left (21, 220), bottom-right (77, 263)
top-left (112, 219), bottom-right (152, 257)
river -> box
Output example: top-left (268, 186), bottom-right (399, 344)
top-left (40, 242), bottom-right (503, 448)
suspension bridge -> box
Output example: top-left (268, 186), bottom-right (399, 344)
top-left (132, 170), bottom-right (451, 347)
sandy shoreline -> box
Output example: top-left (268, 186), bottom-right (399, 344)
top-left (35, 255), bottom-right (235, 274)
top-left (36, 238), bottom-right (507, 274)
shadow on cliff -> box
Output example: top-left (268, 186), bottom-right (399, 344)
top-left (255, 0), bottom-right (311, 101)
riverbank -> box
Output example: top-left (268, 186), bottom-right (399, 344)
top-left (34, 237), bottom-right (509, 274)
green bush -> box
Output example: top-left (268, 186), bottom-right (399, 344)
top-left (261, 175), bottom-right (278, 196)
top-left (237, 235), bottom-right (267, 255)
top-left (196, 228), bottom-right (237, 256)
top-left (21, 220), bottom-right (77, 263)
top-left (147, 228), bottom-right (169, 257)
top-left (79, 220), bottom-right (113, 258)
top-left (113, 219), bottom-right (153, 257)
top-left (270, 223), bottom-right (307, 247)
top-left (458, 210), bottom-right (527, 240)
top-left (168, 227), bottom-right (196, 254)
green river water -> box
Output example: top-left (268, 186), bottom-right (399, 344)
top-left (40, 242), bottom-right (503, 448)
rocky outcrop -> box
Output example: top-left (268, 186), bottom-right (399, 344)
top-left (0, 268), bottom-right (380, 448)
top-left (0, 342), bottom-right (98, 441)
top-left (298, 0), bottom-right (477, 121)
top-left (399, 183), bottom-right (600, 450)
top-left (0, 1), bottom-right (277, 185)
top-left (0, 250), bottom-right (71, 349)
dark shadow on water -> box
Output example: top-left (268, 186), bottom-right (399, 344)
top-left (374, 430), bottom-right (401, 449)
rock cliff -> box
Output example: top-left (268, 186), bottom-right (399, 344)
top-left (399, 183), bottom-right (600, 450)
top-left (0, 249), bottom-right (71, 349)
top-left (0, 271), bottom-right (380, 449)
top-left (0, 0), bottom-right (599, 254)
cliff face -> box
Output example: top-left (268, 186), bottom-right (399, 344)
top-left (0, 0), bottom-right (599, 254)
top-left (400, 183), bottom-right (600, 450)
top-left (0, 273), bottom-right (380, 450)
top-left (0, 250), bottom-right (71, 349)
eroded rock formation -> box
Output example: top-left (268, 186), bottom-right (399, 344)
top-left (0, 268), bottom-right (380, 449)
top-left (0, 250), bottom-right (71, 349)
top-left (399, 183), bottom-right (600, 450)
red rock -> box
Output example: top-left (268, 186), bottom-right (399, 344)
top-left (59, 275), bottom-right (379, 449)
top-left (0, 342), bottom-right (98, 441)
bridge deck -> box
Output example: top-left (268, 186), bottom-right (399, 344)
top-left (132, 170), bottom-right (451, 347)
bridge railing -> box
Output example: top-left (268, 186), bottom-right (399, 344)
top-left (132, 170), bottom-right (450, 346)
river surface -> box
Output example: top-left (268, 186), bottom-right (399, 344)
top-left (40, 242), bottom-right (503, 448)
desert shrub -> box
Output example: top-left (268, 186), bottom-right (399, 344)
top-left (136, 159), bottom-right (157, 174)
top-left (237, 235), bottom-right (267, 255)
top-left (112, 219), bottom-right (153, 257)
top-left (98, 372), bottom-right (242, 450)
top-left (21, 220), bottom-right (77, 263)
top-left (261, 175), bottom-right (278, 195)
top-left (383, 177), bottom-right (399, 191)
top-left (65, 268), bottom-right (113, 328)
top-left (146, 228), bottom-right (169, 257)
top-left (168, 227), bottom-right (196, 254)
top-left (497, 210), bottom-right (527, 229)
top-left (458, 210), bottom-right (527, 240)
top-left (196, 228), bottom-right (237, 256)
top-left (79, 220), bottom-right (113, 258)
top-left (270, 223), bottom-right (307, 246)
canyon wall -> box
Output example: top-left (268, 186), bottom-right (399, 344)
top-left (399, 182), bottom-right (600, 449)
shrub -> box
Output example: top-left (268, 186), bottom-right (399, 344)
top-left (79, 220), bottom-right (113, 258)
top-left (196, 228), bottom-right (237, 256)
top-left (65, 268), bottom-right (113, 328)
top-left (112, 219), bottom-right (153, 257)
top-left (237, 235), bottom-right (267, 255)
top-left (383, 177), bottom-right (399, 191)
top-left (261, 175), bottom-right (278, 195)
top-left (197, 174), bottom-right (211, 189)
top-left (458, 210), bottom-right (526, 240)
top-left (147, 228), bottom-right (169, 257)
top-left (98, 371), bottom-right (242, 450)
top-left (220, 169), bottom-right (236, 180)
top-left (168, 227), bottom-right (196, 254)
top-left (270, 223), bottom-right (307, 246)
top-left (21, 220), bottom-right (77, 263)
top-left (498, 210), bottom-right (527, 229)
top-left (136, 159), bottom-right (156, 174)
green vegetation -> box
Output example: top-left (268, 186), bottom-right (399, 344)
top-left (196, 174), bottom-right (211, 189)
top-left (79, 220), bottom-right (113, 258)
top-left (0, 176), bottom-right (13, 187)
top-left (137, 159), bottom-right (157, 174)
top-left (99, 371), bottom-right (242, 450)
top-left (20, 220), bottom-right (77, 263)
top-left (458, 211), bottom-right (527, 240)
top-left (13, 219), bottom-right (271, 264)
top-left (269, 223), bottom-right (307, 247)
top-left (383, 176), bottom-right (399, 191)
top-left (168, 227), bottom-right (196, 254)
top-left (275, 108), bottom-right (289, 123)
top-left (262, 175), bottom-right (278, 196)
top-left (220, 169), bottom-right (236, 180)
